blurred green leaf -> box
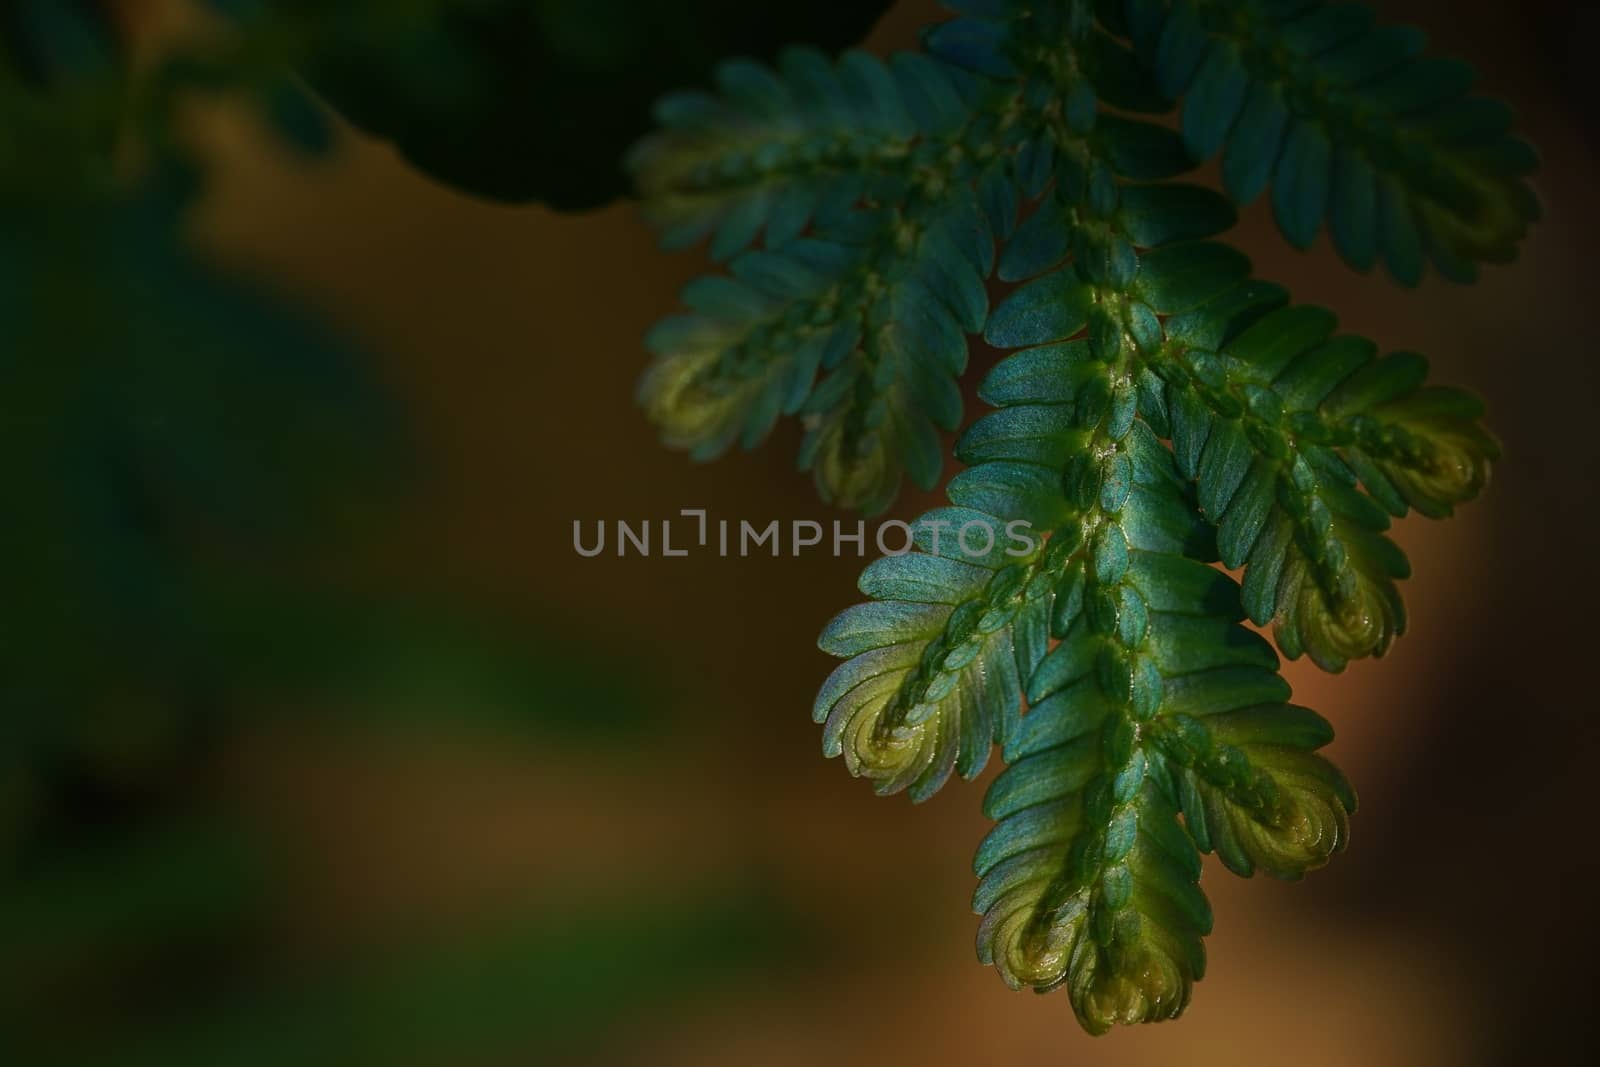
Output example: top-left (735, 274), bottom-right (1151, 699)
top-left (89, 882), bottom-right (802, 1066)
top-left (273, 0), bottom-right (895, 208)
top-left (0, 177), bottom-right (397, 747)
top-left (0, 822), bottom-right (266, 1000)
top-left (198, 578), bottom-right (671, 742)
top-left (1, 0), bottom-right (118, 88)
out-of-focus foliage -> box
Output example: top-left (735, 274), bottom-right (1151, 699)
top-left (2, 0), bottom-right (378, 838)
top-left (4, 4), bottom-right (761, 1063)
top-left (258, 0), bottom-right (895, 208)
top-left (92, 883), bottom-right (801, 1067)
top-left (632, 0), bottom-right (1522, 1033)
top-left (2, 830), bottom-right (799, 1066)
top-left (0, 179), bottom-right (390, 734)
top-left (0, 0), bottom-right (712, 830)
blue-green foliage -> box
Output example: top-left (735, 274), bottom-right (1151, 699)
top-left (1124, 0), bottom-right (1539, 283)
top-left (635, 0), bottom-right (1526, 516)
top-left (817, 229), bottom-right (1365, 1030)
top-left (636, 0), bottom-right (1519, 1034)
top-left (633, 47), bottom-right (1007, 511)
top-left (1153, 297), bottom-right (1499, 670)
top-left (0, 0), bottom-right (625, 868)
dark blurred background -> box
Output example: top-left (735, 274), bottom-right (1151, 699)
top-left (3, 1), bottom-right (1597, 1064)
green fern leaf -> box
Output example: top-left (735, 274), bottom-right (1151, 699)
top-left (1149, 292), bottom-right (1498, 670)
top-left (967, 408), bottom-right (1223, 1034)
top-left (1120, 0), bottom-right (1539, 282)
top-left (988, 158), bottom-right (1498, 671)
top-left (636, 0), bottom-right (1520, 1033)
top-left (830, 245), bottom-right (1354, 1029)
top-left (1162, 701), bottom-right (1355, 880)
top-left (965, 256), bottom-right (1354, 1031)
top-left (814, 514), bottom-right (1046, 800)
top-left (632, 48), bottom-right (1013, 511)
top-left (806, 13), bottom-right (1492, 1014)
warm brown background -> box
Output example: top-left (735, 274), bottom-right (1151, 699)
top-left (120, 0), bottom-right (1600, 1062)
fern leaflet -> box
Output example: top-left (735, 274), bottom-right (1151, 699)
top-left (633, 49), bottom-right (1008, 511)
top-left (1120, 0), bottom-right (1539, 282)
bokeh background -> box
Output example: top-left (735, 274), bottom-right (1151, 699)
top-left (5, 1), bottom-right (1599, 1064)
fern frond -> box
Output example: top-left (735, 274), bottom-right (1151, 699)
top-left (967, 410), bottom-right (1222, 1033)
top-left (814, 512), bottom-right (1046, 800)
top-left (967, 254), bottom-right (1354, 1026)
top-left (838, 250), bottom-right (1354, 1029)
top-left (634, 2), bottom-right (1531, 511)
top-left (1118, 0), bottom-right (1539, 282)
top-left (1159, 700), bottom-right (1355, 880)
top-left (633, 49), bottom-right (1008, 510)
top-left (1150, 292), bottom-right (1499, 670)
top-left (630, 49), bottom-right (935, 257)
top-left (635, 0), bottom-right (1518, 1032)
top-left (987, 155), bottom-right (1497, 671)
top-left (811, 78), bottom-right (1501, 1022)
